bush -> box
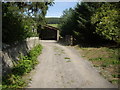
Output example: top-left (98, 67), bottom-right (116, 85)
top-left (2, 44), bottom-right (42, 89)
top-left (91, 3), bottom-right (120, 43)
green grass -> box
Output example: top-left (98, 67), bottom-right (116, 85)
top-left (110, 79), bottom-right (120, 84)
top-left (89, 57), bottom-right (120, 67)
top-left (65, 57), bottom-right (71, 62)
top-left (79, 46), bottom-right (119, 85)
top-left (81, 47), bottom-right (119, 66)
top-left (64, 57), bottom-right (70, 59)
top-left (48, 24), bottom-right (58, 28)
top-left (2, 44), bottom-right (43, 89)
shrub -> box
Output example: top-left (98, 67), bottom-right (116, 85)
top-left (2, 44), bottom-right (42, 89)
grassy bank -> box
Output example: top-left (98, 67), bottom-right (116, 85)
top-left (47, 24), bottom-right (58, 28)
top-left (2, 44), bottom-right (42, 89)
top-left (78, 46), bottom-right (119, 85)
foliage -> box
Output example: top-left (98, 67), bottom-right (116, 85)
top-left (91, 3), bottom-right (120, 43)
top-left (80, 46), bottom-right (119, 85)
top-left (47, 24), bottom-right (58, 28)
top-left (2, 44), bottom-right (42, 89)
top-left (2, 2), bottom-right (53, 44)
top-left (46, 17), bottom-right (61, 24)
top-left (22, 18), bottom-right (38, 37)
top-left (59, 2), bottom-right (103, 44)
top-left (58, 8), bottom-right (76, 37)
top-left (2, 4), bottom-right (25, 44)
top-left (59, 2), bottom-right (120, 44)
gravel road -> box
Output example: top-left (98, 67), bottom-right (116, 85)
top-left (28, 40), bottom-right (116, 88)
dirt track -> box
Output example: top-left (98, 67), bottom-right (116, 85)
top-left (28, 40), bottom-right (116, 88)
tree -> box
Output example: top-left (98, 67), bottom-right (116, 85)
top-left (59, 2), bottom-right (102, 44)
top-left (59, 8), bottom-right (76, 37)
top-left (91, 3), bottom-right (120, 43)
top-left (59, 2), bottom-right (120, 45)
top-left (2, 2), bottom-right (53, 44)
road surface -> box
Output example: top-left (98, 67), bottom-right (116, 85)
top-left (28, 40), bottom-right (116, 88)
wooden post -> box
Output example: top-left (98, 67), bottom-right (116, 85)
top-left (57, 30), bottom-right (59, 41)
top-left (65, 35), bottom-right (73, 45)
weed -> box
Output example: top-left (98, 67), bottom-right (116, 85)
top-left (93, 65), bottom-right (99, 67)
top-left (112, 74), bottom-right (119, 78)
top-left (101, 64), bottom-right (107, 67)
top-left (64, 57), bottom-right (70, 59)
top-left (110, 79), bottom-right (119, 84)
top-left (80, 46), bottom-right (119, 85)
top-left (89, 57), bottom-right (103, 61)
top-left (2, 44), bottom-right (42, 89)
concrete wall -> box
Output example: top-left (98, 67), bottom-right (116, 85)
top-left (2, 37), bottom-right (40, 75)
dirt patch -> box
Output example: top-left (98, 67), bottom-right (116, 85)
top-left (28, 40), bottom-right (115, 88)
top-left (76, 45), bottom-right (119, 86)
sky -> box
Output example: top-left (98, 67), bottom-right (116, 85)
top-left (45, 0), bottom-right (81, 18)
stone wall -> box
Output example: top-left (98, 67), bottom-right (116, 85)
top-left (58, 35), bottom-right (73, 46)
top-left (65, 35), bottom-right (73, 46)
top-left (2, 37), bottom-right (40, 75)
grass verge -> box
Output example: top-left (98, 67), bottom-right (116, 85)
top-left (2, 44), bottom-right (42, 89)
top-left (47, 24), bottom-right (58, 28)
top-left (78, 46), bottom-right (120, 85)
